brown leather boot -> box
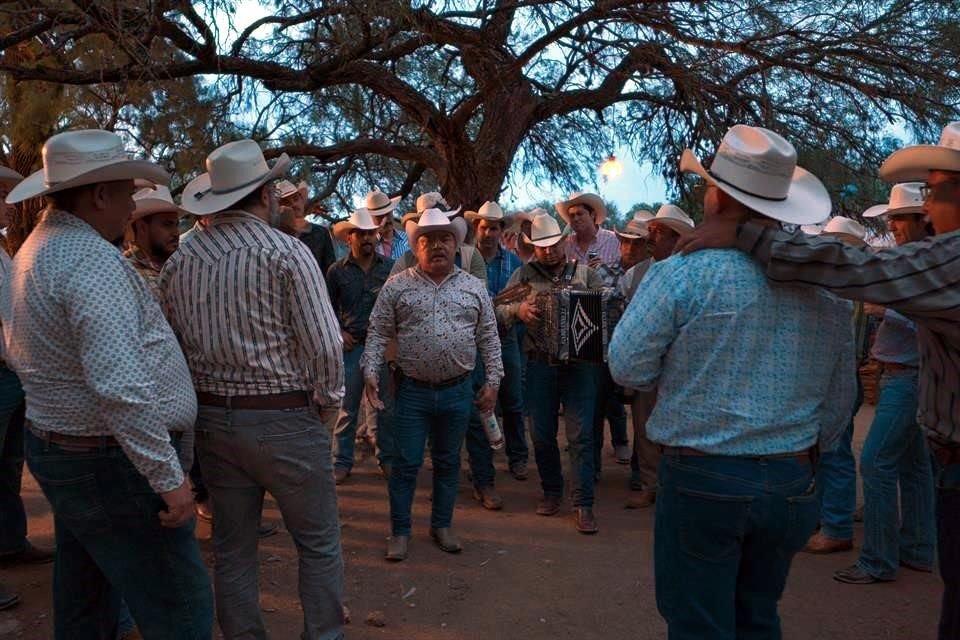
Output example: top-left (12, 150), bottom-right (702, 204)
top-left (430, 528), bottom-right (462, 553)
top-left (472, 487), bottom-right (504, 510)
top-left (385, 535), bottom-right (409, 561)
top-left (802, 531), bottom-right (853, 554)
top-left (575, 507), bottom-right (598, 534)
top-left (536, 495), bottom-right (562, 516)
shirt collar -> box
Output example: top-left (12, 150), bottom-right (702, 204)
top-left (413, 265), bottom-right (459, 287)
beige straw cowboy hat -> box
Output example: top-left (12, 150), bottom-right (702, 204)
top-left (333, 208), bottom-right (381, 242)
top-left (181, 139), bottom-right (291, 216)
top-left (523, 213), bottom-right (567, 247)
top-left (406, 208), bottom-right (467, 246)
top-left (862, 182), bottom-right (925, 218)
top-left (555, 192), bottom-right (608, 225)
top-left (648, 204), bottom-right (695, 236)
top-left (132, 185), bottom-right (184, 221)
top-left (880, 122), bottom-right (960, 183)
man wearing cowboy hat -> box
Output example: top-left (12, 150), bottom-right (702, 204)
top-left (646, 203), bottom-right (695, 261)
top-left (465, 201), bottom-right (528, 495)
top-left (161, 139), bottom-right (345, 640)
top-left (0, 129), bottom-right (213, 637)
top-left (327, 208), bottom-right (396, 484)
top-left (0, 164), bottom-right (54, 613)
top-left (504, 208), bottom-right (540, 263)
top-left (275, 178), bottom-right (337, 276)
top-left (362, 209), bottom-right (502, 561)
top-left (676, 120), bottom-right (960, 640)
top-left (831, 183), bottom-right (936, 585)
top-left (610, 124), bottom-right (856, 638)
top-left (391, 193), bottom-right (488, 281)
top-left (495, 212), bottom-right (605, 534)
top-left (556, 192), bottom-right (620, 267)
top-left (124, 185), bottom-right (182, 301)
top-left (362, 188), bottom-right (410, 259)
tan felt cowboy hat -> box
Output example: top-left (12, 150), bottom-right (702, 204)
top-left (132, 185), bottom-right (184, 221)
top-left (415, 192), bottom-right (450, 214)
top-left (863, 182), bottom-right (925, 218)
top-left (615, 216), bottom-right (651, 241)
top-left (821, 216), bottom-right (867, 246)
top-left (406, 208), bottom-right (467, 246)
top-left (0, 166), bottom-right (23, 190)
top-left (647, 204), bottom-right (695, 236)
top-left (276, 179), bottom-right (308, 200)
top-left (555, 192), bottom-right (608, 225)
top-left (333, 208), bottom-right (380, 242)
top-left (880, 122), bottom-right (960, 183)
top-left (364, 188), bottom-right (402, 217)
top-left (401, 203), bottom-right (461, 226)
top-left (524, 212), bottom-right (566, 248)
top-left (7, 130), bottom-right (169, 205)
top-left (464, 201), bottom-right (507, 224)
top-left (679, 124), bottom-right (831, 225)
top-left (181, 139), bottom-right (291, 216)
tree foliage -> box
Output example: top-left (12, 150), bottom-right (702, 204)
top-left (0, 0), bottom-right (957, 216)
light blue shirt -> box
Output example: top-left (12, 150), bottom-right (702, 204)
top-left (609, 250), bottom-right (856, 455)
top-left (871, 308), bottom-right (919, 367)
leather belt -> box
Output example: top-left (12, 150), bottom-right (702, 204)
top-left (880, 362), bottom-right (918, 372)
top-left (400, 371), bottom-right (471, 390)
top-left (196, 390), bottom-right (312, 410)
top-left (660, 445), bottom-right (816, 462)
top-left (28, 426), bottom-right (184, 450)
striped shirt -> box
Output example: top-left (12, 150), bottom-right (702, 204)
top-left (159, 210), bottom-right (344, 405)
top-left (0, 210), bottom-right (195, 493)
top-left (565, 227), bottom-right (620, 266)
top-left (737, 222), bottom-right (960, 446)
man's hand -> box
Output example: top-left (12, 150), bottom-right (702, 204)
top-left (159, 480), bottom-right (195, 529)
top-left (364, 375), bottom-right (385, 410)
top-left (674, 217), bottom-right (740, 255)
top-left (474, 384), bottom-right (498, 414)
top-left (318, 403), bottom-right (340, 426)
top-left (518, 299), bottom-right (541, 325)
top-left (342, 330), bottom-right (356, 352)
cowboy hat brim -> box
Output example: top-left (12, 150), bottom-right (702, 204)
top-left (522, 231), bottom-right (566, 248)
top-left (180, 154), bottom-right (291, 216)
top-left (7, 160), bottom-right (169, 205)
top-left (615, 228), bottom-right (648, 241)
top-left (647, 218), bottom-right (694, 237)
top-left (0, 166), bottom-right (23, 190)
top-left (555, 193), bottom-right (607, 225)
top-left (679, 149), bottom-right (830, 225)
top-left (401, 206), bottom-right (461, 226)
top-left (862, 203), bottom-right (925, 218)
top-left (333, 219), bottom-right (380, 242)
top-left (879, 145), bottom-right (960, 184)
top-left (405, 215), bottom-right (467, 247)
top-left (132, 198), bottom-right (184, 221)
top-left (464, 211), bottom-right (507, 224)
top-left (367, 195), bottom-right (401, 216)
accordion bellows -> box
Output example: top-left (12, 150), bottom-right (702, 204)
top-left (533, 289), bottom-right (613, 363)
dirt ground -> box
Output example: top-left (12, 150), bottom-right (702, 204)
top-left (0, 404), bottom-right (942, 639)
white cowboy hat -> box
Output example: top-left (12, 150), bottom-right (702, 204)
top-left (631, 209), bottom-right (655, 224)
top-left (679, 124), bottom-right (831, 224)
top-left (132, 185), bottom-right (183, 221)
top-left (880, 122), bottom-right (960, 183)
top-left (465, 201), bottom-right (507, 224)
top-left (333, 208), bottom-right (380, 242)
top-left (401, 205), bottom-right (461, 226)
top-left (821, 216), bottom-right (867, 245)
top-left (523, 213), bottom-right (566, 247)
top-left (364, 188), bottom-right (401, 217)
top-left (648, 204), bottom-right (695, 236)
top-left (615, 217), bottom-right (650, 240)
top-left (181, 139), bottom-right (291, 216)
top-left (415, 191), bottom-right (450, 214)
top-left (555, 192), bottom-right (608, 225)
top-left (406, 208), bottom-right (467, 246)
top-left (0, 166), bottom-right (23, 190)
top-left (276, 179), bottom-right (308, 200)
top-left (7, 130), bottom-right (169, 204)
top-left (862, 182), bottom-right (925, 218)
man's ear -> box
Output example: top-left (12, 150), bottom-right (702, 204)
top-left (90, 183), bottom-right (109, 211)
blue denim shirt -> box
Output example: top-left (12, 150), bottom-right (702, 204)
top-left (609, 250), bottom-right (856, 455)
top-left (485, 246), bottom-right (523, 298)
top-left (325, 254), bottom-right (395, 342)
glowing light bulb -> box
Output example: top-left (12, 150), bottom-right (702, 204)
top-left (599, 154), bottom-right (623, 181)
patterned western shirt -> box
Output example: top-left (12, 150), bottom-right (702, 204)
top-left (376, 228), bottom-right (409, 260)
top-left (123, 244), bottom-right (163, 302)
top-left (326, 253), bottom-right (395, 343)
top-left (609, 250), bottom-right (855, 455)
top-left (737, 223), bottom-right (960, 446)
top-left (362, 266), bottom-right (503, 387)
top-left (565, 227), bottom-right (621, 266)
top-left (159, 210), bottom-right (344, 405)
top-left (0, 210), bottom-right (195, 493)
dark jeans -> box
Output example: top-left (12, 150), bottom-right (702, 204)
top-left (655, 454), bottom-right (818, 639)
top-left (938, 461), bottom-right (960, 640)
top-left (25, 430), bottom-right (213, 640)
top-left (196, 405), bottom-right (344, 640)
top-left (816, 383), bottom-right (862, 540)
top-left (0, 366), bottom-right (26, 555)
top-left (526, 359), bottom-right (600, 507)
top-left (389, 376), bottom-right (472, 536)
top-left (333, 344), bottom-right (396, 470)
top-left (593, 364), bottom-right (628, 472)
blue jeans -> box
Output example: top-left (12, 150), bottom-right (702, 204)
top-left (858, 372), bottom-right (935, 578)
top-left (25, 430), bottom-right (213, 640)
top-left (389, 376), bottom-right (473, 536)
top-left (938, 461), bottom-right (960, 639)
top-left (816, 384), bottom-right (862, 540)
top-left (593, 364), bottom-right (628, 472)
top-left (196, 405), bottom-right (344, 640)
top-left (655, 454), bottom-right (818, 639)
top-left (526, 360), bottom-right (600, 507)
top-left (0, 367), bottom-right (26, 555)
top-left (332, 344), bottom-right (395, 470)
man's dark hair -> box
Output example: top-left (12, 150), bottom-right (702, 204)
top-left (234, 182), bottom-right (271, 212)
top-left (45, 184), bottom-right (93, 211)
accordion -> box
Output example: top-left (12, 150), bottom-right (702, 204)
top-left (533, 288), bottom-right (615, 363)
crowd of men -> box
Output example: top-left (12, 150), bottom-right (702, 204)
top-left (0, 120), bottom-right (955, 640)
